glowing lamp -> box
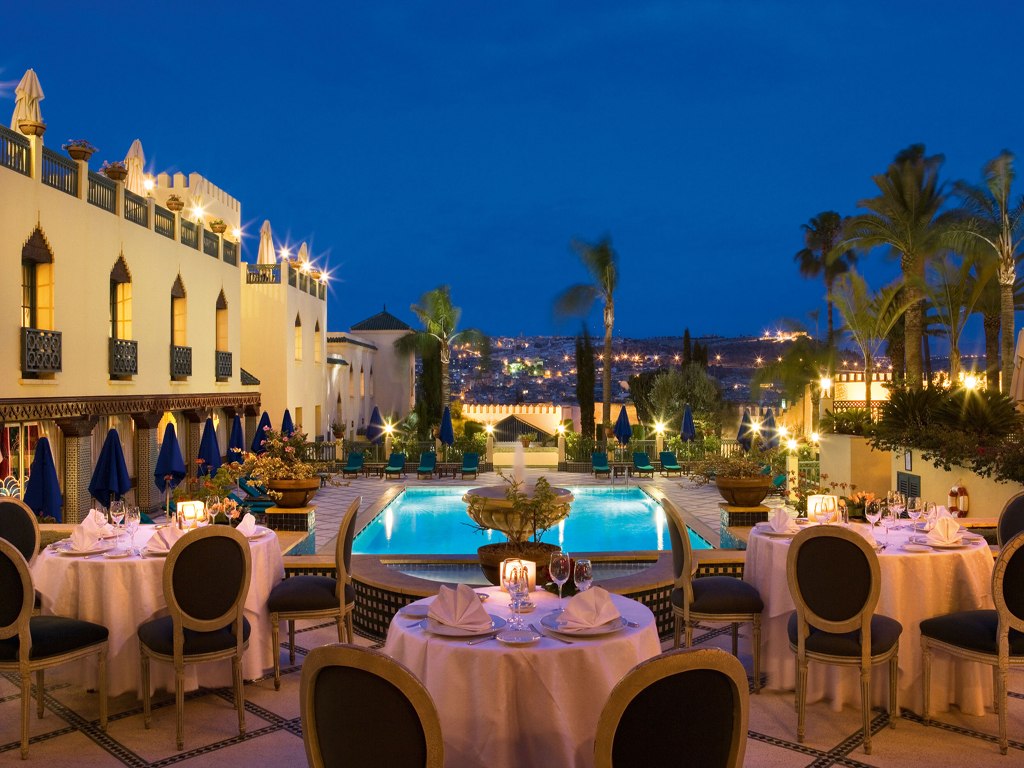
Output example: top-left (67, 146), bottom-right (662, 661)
top-left (653, 421), bottom-right (665, 435)
top-left (810, 431), bottom-right (820, 444)
top-left (786, 438), bottom-right (798, 451)
top-left (177, 500), bottom-right (205, 530)
top-left (498, 558), bottom-right (537, 592)
top-left (963, 374), bottom-right (979, 391)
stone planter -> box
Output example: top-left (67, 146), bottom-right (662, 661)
top-left (210, 222), bottom-right (227, 234)
top-left (714, 476), bottom-right (771, 507)
top-left (166, 197), bottom-right (184, 212)
top-left (477, 542), bottom-right (561, 586)
top-left (66, 146), bottom-right (94, 162)
top-left (18, 120), bottom-right (45, 136)
top-left (267, 477), bottom-right (320, 508)
top-left (103, 166), bottom-right (128, 182)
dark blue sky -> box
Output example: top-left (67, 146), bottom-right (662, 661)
top-left (4, 2), bottom-right (1022, 348)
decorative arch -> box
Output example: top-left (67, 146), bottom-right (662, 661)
top-left (171, 274), bottom-right (187, 346)
top-left (21, 226), bottom-right (55, 330)
top-left (216, 290), bottom-right (228, 352)
top-left (110, 254), bottom-right (132, 341)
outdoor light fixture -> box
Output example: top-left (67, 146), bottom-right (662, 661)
top-left (231, 227), bottom-right (242, 239)
top-left (143, 177), bottom-right (155, 193)
top-left (963, 373), bottom-right (979, 391)
top-left (190, 205), bottom-right (204, 221)
top-left (751, 420), bottom-right (761, 433)
top-left (786, 438), bottom-right (798, 451)
top-left (484, 424), bottom-right (495, 435)
top-left (778, 425), bottom-right (789, 438)
top-left (556, 424), bottom-right (566, 435)
top-left (819, 376), bottom-right (832, 396)
top-left (279, 247), bottom-right (290, 260)
top-left (810, 431), bottom-right (820, 444)
top-left (654, 421), bottom-right (665, 434)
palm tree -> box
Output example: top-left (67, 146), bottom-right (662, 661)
top-left (845, 145), bottom-right (950, 388)
top-left (395, 286), bottom-right (487, 410)
top-left (951, 151), bottom-right (1024, 392)
top-left (920, 254), bottom-right (991, 382)
top-left (554, 237), bottom-right (619, 429)
top-left (832, 270), bottom-right (911, 416)
top-left (794, 211), bottom-right (857, 344)
top-left (750, 332), bottom-right (835, 430)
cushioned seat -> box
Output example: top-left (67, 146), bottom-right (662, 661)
top-left (268, 575), bottom-right (354, 612)
top-left (0, 615), bottom-right (108, 661)
top-left (920, 610), bottom-right (1024, 655)
top-left (686, 577), bottom-right (765, 615)
top-left (787, 612), bottom-right (902, 657)
top-left (138, 615), bottom-right (251, 657)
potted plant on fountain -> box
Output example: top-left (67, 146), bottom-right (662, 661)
top-left (237, 426), bottom-right (324, 507)
top-left (687, 443), bottom-right (779, 507)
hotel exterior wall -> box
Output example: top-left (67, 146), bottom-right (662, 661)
top-left (352, 328), bottom-right (414, 422)
top-left (326, 337), bottom-right (374, 439)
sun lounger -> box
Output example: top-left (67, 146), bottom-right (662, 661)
top-left (632, 452), bottom-right (655, 478)
top-left (659, 451), bottom-right (683, 476)
top-left (341, 452), bottom-right (364, 478)
top-left (384, 452), bottom-right (407, 479)
top-left (417, 452), bottom-right (437, 479)
top-left (461, 452), bottom-right (480, 479)
top-left (592, 451), bottom-right (611, 477)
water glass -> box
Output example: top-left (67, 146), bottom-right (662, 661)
top-left (906, 497), bottom-right (922, 529)
top-left (881, 507), bottom-right (896, 546)
top-left (574, 558), bottom-right (593, 593)
top-left (865, 501), bottom-right (883, 529)
top-left (124, 506), bottom-right (141, 555)
top-left (549, 550), bottom-right (571, 612)
top-left (109, 500), bottom-right (125, 545)
top-left (504, 565), bottom-right (529, 629)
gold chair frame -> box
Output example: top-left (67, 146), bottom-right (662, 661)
top-left (996, 491), bottom-right (1024, 546)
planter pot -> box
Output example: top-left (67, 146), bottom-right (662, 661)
top-left (477, 542), bottom-right (561, 586)
top-left (210, 222), bottom-right (227, 234)
top-left (103, 167), bottom-right (128, 182)
top-left (18, 120), bottom-right (45, 137)
top-left (66, 146), bottom-right (94, 161)
top-left (166, 198), bottom-right (184, 212)
top-left (267, 477), bottom-right (320, 508)
top-left (715, 476), bottom-right (771, 507)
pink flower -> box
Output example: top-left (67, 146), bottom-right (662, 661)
top-left (285, 446), bottom-right (295, 453)
top-left (263, 425), bottom-right (270, 431)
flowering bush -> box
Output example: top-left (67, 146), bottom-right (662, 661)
top-left (62, 139), bottom-right (96, 151)
top-left (238, 426), bottom-right (322, 484)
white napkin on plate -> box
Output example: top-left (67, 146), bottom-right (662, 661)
top-left (935, 505), bottom-right (954, 519)
top-left (143, 525), bottom-right (186, 554)
top-left (558, 586), bottom-right (621, 632)
top-left (769, 508), bottom-right (798, 533)
top-left (235, 513), bottom-right (257, 537)
top-left (69, 509), bottom-right (113, 550)
top-left (427, 584), bottom-right (492, 632)
top-left (87, 508), bottom-right (115, 535)
top-left (927, 516), bottom-right (962, 545)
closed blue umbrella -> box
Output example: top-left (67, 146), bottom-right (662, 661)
top-left (89, 428), bottom-right (131, 505)
top-left (24, 437), bottom-right (62, 522)
top-left (762, 408), bottom-right (779, 449)
top-left (681, 404), bottom-right (697, 442)
top-left (737, 409), bottom-right (753, 452)
top-left (365, 406), bottom-right (385, 445)
top-left (251, 411), bottom-right (272, 454)
top-left (281, 409), bottom-right (295, 436)
top-left (228, 414), bottom-right (245, 463)
top-left (438, 406), bottom-right (455, 446)
top-left (197, 418), bottom-right (222, 478)
top-left (613, 406), bottom-right (633, 446)
top-left (154, 423), bottom-right (186, 493)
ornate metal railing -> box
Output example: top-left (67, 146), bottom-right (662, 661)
top-left (298, 272), bottom-right (309, 293)
top-left (203, 229), bottom-right (219, 258)
top-left (124, 189), bottom-right (148, 226)
top-left (246, 263), bottom-right (280, 284)
top-left (180, 220), bottom-right (198, 249)
top-left (0, 125), bottom-right (30, 176)
top-left (170, 344), bottom-right (192, 378)
top-left (41, 148), bottom-right (78, 196)
top-left (87, 172), bottom-right (116, 212)
top-left (21, 327), bottom-right (62, 374)
top-left (287, 263), bottom-right (297, 287)
top-left (215, 350), bottom-right (232, 380)
top-left (154, 205), bottom-right (174, 238)
top-left (223, 240), bottom-right (237, 266)
top-left (109, 338), bottom-right (138, 377)
top-left (318, 282), bottom-right (326, 300)
top-left (831, 400), bottom-right (883, 422)
top-left (305, 441), bottom-right (338, 463)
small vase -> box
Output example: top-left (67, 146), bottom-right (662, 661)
top-left (166, 198), bottom-right (184, 212)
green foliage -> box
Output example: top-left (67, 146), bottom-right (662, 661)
top-left (687, 442), bottom-right (780, 484)
top-left (414, 342), bottom-right (442, 438)
top-left (820, 408), bottom-right (873, 436)
top-left (575, 328), bottom-right (596, 439)
top-left (463, 420), bottom-right (485, 439)
top-left (647, 364), bottom-right (722, 437)
top-left (627, 369), bottom-right (663, 425)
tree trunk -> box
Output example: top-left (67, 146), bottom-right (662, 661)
top-left (825, 280), bottom-right (834, 346)
top-left (984, 310), bottom-right (1001, 391)
top-left (1000, 278), bottom-right (1015, 393)
top-left (864, 353), bottom-right (873, 419)
top-left (602, 302), bottom-right (614, 429)
top-left (948, 343), bottom-right (960, 383)
top-left (903, 257), bottom-right (924, 388)
top-left (441, 358), bottom-right (450, 409)
top-left (922, 333), bottom-right (932, 383)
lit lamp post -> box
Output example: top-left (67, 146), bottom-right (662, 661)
top-left (556, 423), bottom-right (566, 463)
top-left (485, 423), bottom-right (495, 464)
top-left (653, 421), bottom-right (665, 458)
top-left (817, 374), bottom-right (833, 432)
top-left (384, 422), bottom-right (394, 459)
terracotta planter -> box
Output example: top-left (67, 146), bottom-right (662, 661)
top-left (18, 120), bottom-right (45, 137)
top-left (267, 477), bottom-right (320, 508)
top-left (166, 198), bottom-right (184, 212)
top-left (210, 222), bottom-right (227, 234)
top-left (103, 166), bottom-right (128, 182)
top-left (714, 476), bottom-right (771, 507)
top-left (477, 542), bottom-right (560, 586)
top-left (66, 146), bottom-right (94, 161)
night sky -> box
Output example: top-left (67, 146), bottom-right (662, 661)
top-left (4, 1), bottom-right (1022, 348)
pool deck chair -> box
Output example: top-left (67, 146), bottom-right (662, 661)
top-left (632, 452), bottom-right (655, 478)
top-left (384, 453), bottom-right (407, 479)
top-left (660, 451), bottom-right (683, 477)
top-left (341, 452), bottom-right (364, 478)
top-left (767, 473), bottom-right (787, 497)
top-left (592, 452), bottom-right (611, 478)
top-left (417, 452), bottom-right (437, 479)
top-left (461, 452), bottom-right (479, 479)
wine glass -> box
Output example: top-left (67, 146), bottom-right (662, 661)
top-left (881, 506), bottom-right (897, 547)
top-left (906, 497), bottom-right (922, 530)
top-left (865, 500), bottom-right (883, 530)
top-left (124, 506), bottom-right (141, 555)
top-left (924, 501), bottom-right (938, 530)
top-left (574, 558), bottom-right (593, 593)
top-left (504, 565), bottom-right (529, 630)
top-left (888, 491), bottom-right (906, 522)
top-left (204, 496), bottom-right (220, 527)
top-left (549, 550), bottom-right (571, 612)
top-left (108, 500), bottom-right (125, 546)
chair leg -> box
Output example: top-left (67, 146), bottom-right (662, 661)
top-left (175, 663), bottom-right (185, 751)
top-left (20, 672), bottom-right (30, 759)
top-left (672, 614), bottom-right (681, 649)
top-left (271, 615), bottom-right (281, 690)
top-left (336, 615), bottom-right (345, 644)
top-left (288, 620), bottom-right (296, 664)
top-left (861, 666), bottom-right (872, 755)
top-left (684, 618), bottom-right (694, 649)
top-left (997, 663), bottom-right (1008, 755)
top-left (345, 611), bottom-right (354, 644)
top-left (752, 616), bottom-right (762, 694)
top-left (98, 648), bottom-right (108, 731)
top-left (731, 623), bottom-right (739, 656)
top-left (888, 653), bottom-right (898, 728)
top-left (233, 655), bottom-right (246, 736)
top-left (141, 647), bottom-right (152, 728)
top-left (992, 664), bottom-right (999, 714)
top-left (796, 656), bottom-right (807, 742)
top-left (921, 639), bottom-right (932, 726)
top-left (35, 669), bottom-right (44, 718)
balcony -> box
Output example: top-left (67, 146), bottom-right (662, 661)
top-left (246, 263), bottom-right (280, 284)
top-left (215, 350), bottom-right (232, 381)
top-left (170, 344), bottom-right (192, 379)
top-left (109, 338), bottom-right (138, 378)
top-left (21, 327), bottom-right (62, 375)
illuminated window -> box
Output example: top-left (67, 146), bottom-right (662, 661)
top-left (216, 291), bottom-right (228, 351)
top-left (110, 257), bottom-right (132, 340)
top-left (21, 227), bottom-right (54, 330)
top-left (314, 320), bottom-right (322, 363)
top-left (294, 315), bottom-right (303, 361)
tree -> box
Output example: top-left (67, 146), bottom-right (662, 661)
top-left (648, 363), bottom-right (722, 437)
top-left (554, 237), bottom-right (619, 428)
top-left (413, 342), bottom-right (442, 438)
top-left (575, 329), bottom-right (596, 440)
top-left (845, 145), bottom-right (951, 388)
top-left (681, 329), bottom-right (692, 366)
top-left (920, 254), bottom-right (990, 382)
top-left (951, 151), bottom-right (1024, 392)
top-left (750, 334), bottom-right (835, 430)
top-left (395, 286), bottom-right (487, 409)
top-left (627, 370), bottom-right (664, 425)
top-left (794, 211), bottom-right (857, 344)
top-left (832, 270), bottom-right (911, 415)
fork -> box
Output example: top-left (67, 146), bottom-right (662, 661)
top-left (466, 633), bottom-right (499, 646)
top-left (530, 622), bottom-right (573, 644)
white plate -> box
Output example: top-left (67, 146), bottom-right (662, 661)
top-left (541, 610), bottom-right (627, 636)
top-left (902, 543), bottom-right (931, 553)
top-left (910, 535), bottom-right (970, 549)
top-left (421, 615), bottom-right (507, 637)
top-left (103, 548), bottom-right (133, 559)
top-left (56, 542), bottom-right (114, 557)
top-left (496, 629), bottom-right (541, 646)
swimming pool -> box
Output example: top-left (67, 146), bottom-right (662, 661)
top-left (353, 486), bottom-right (712, 555)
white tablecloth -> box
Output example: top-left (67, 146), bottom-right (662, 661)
top-left (744, 523), bottom-right (995, 715)
top-left (32, 525), bottom-right (285, 697)
top-left (384, 587), bottom-right (661, 768)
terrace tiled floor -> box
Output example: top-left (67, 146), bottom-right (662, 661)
top-left (10, 471), bottom-right (1021, 765)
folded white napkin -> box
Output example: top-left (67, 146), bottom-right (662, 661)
top-left (769, 507), bottom-right (798, 533)
top-left (935, 505), bottom-right (954, 519)
top-left (927, 516), bottom-right (962, 545)
top-left (86, 508), bottom-right (115, 535)
top-left (558, 586), bottom-right (621, 632)
top-left (143, 525), bottom-right (187, 554)
top-left (235, 513), bottom-right (257, 537)
top-left (427, 584), bottom-right (492, 632)
top-left (70, 509), bottom-right (114, 550)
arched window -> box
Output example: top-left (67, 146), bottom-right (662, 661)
top-left (171, 275), bottom-right (187, 345)
top-left (110, 256), bottom-right (132, 340)
top-left (360, 365), bottom-right (365, 397)
top-left (21, 227), bottom-right (54, 330)
top-left (216, 291), bottom-right (228, 351)
top-left (314, 320), bottom-right (322, 364)
top-left (294, 314), bottom-right (303, 361)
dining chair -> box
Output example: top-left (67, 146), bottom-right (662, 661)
top-left (0, 538), bottom-right (109, 759)
top-left (300, 644), bottom-right (444, 768)
top-left (137, 526), bottom-right (251, 750)
top-left (0, 497), bottom-right (42, 613)
top-left (787, 525), bottom-right (901, 754)
top-left (996, 491), bottom-right (1024, 546)
top-left (663, 499), bottom-right (763, 692)
top-left (594, 647), bottom-right (748, 768)
top-left (920, 529), bottom-right (1024, 755)
top-left (268, 496), bottom-right (361, 689)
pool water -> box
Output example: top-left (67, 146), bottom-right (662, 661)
top-left (353, 486), bottom-right (712, 555)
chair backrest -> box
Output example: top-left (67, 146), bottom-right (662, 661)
top-left (335, 497), bottom-right (361, 599)
top-left (594, 647), bottom-right (748, 768)
top-left (593, 451), bottom-right (609, 467)
top-left (0, 497), bottom-right (40, 564)
top-left (462, 452), bottom-right (479, 469)
top-left (387, 453), bottom-right (405, 468)
top-left (301, 644), bottom-right (444, 768)
top-left (164, 527), bottom-right (251, 643)
top-left (662, 499), bottom-right (695, 605)
top-left (346, 453), bottom-right (364, 469)
top-left (633, 452), bottom-right (650, 467)
top-left (992, 529), bottom-right (1024, 639)
top-left (772, 473), bottom-right (786, 489)
top-left (659, 451), bottom-right (677, 466)
top-left (787, 526), bottom-right (879, 642)
top-left (419, 452), bottom-right (436, 468)
top-left (997, 492), bottom-right (1024, 546)
top-left (0, 539), bottom-right (34, 659)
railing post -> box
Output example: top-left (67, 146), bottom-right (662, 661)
top-left (27, 134), bottom-right (42, 182)
top-left (75, 159), bottom-right (88, 199)
top-left (147, 197), bottom-right (156, 231)
top-left (115, 179), bottom-right (125, 220)
top-left (174, 211), bottom-right (181, 243)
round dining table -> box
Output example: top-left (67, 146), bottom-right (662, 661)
top-left (384, 587), bottom-right (661, 768)
top-left (744, 521), bottom-right (996, 715)
top-left (31, 524), bottom-right (285, 697)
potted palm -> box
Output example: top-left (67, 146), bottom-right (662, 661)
top-left (238, 426), bottom-right (323, 507)
top-left (687, 444), bottom-right (778, 506)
